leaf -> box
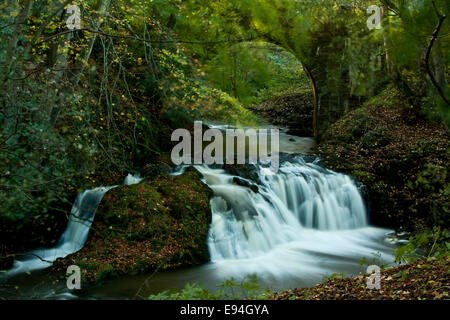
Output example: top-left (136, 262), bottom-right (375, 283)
top-left (359, 257), bottom-right (367, 266)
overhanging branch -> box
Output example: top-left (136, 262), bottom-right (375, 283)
top-left (424, 0), bottom-right (450, 106)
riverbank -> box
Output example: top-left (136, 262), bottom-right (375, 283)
top-left (274, 256), bottom-right (449, 300)
top-left (269, 86), bottom-right (450, 300)
top-left (2, 85), bottom-right (448, 297)
top-left (315, 86), bottom-right (449, 231)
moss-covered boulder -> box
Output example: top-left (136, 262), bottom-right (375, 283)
top-left (52, 170), bottom-right (212, 283)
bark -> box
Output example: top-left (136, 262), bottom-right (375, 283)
top-left (302, 63), bottom-right (319, 139)
top-left (432, 40), bottom-right (448, 93)
top-left (381, 5), bottom-right (391, 74)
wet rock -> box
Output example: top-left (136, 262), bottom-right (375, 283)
top-left (232, 177), bottom-right (259, 193)
top-left (223, 163), bottom-right (261, 184)
top-left (142, 162), bottom-right (173, 178)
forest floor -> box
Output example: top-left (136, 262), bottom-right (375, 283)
top-left (274, 257), bottom-right (449, 300)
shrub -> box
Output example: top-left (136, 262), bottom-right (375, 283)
top-left (148, 274), bottom-right (272, 300)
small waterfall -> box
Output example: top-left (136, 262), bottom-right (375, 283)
top-left (192, 156), bottom-right (395, 284)
top-left (4, 174), bottom-right (142, 276)
top-left (196, 157), bottom-right (369, 261)
top-left (262, 160), bottom-right (367, 230)
top-left (124, 173), bottom-right (143, 186)
top-left (54, 186), bottom-right (116, 254)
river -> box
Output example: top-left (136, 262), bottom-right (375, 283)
top-left (0, 126), bottom-right (399, 299)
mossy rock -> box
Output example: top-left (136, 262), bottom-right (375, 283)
top-left (412, 163), bottom-right (447, 193)
top-left (223, 163), bottom-right (261, 184)
top-left (332, 109), bottom-right (377, 143)
top-left (359, 127), bottom-right (392, 149)
top-left (52, 170), bottom-right (212, 283)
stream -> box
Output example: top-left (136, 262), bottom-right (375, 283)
top-left (0, 126), bottom-right (399, 299)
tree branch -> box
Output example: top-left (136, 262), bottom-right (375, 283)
top-left (424, 1), bottom-right (450, 106)
top-left (34, 27), bottom-right (254, 47)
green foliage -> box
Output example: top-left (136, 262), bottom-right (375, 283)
top-left (323, 272), bottom-right (347, 282)
top-left (0, 0), bottom-right (448, 257)
top-left (407, 162), bottom-right (449, 226)
top-left (394, 227), bottom-right (450, 264)
top-left (413, 164), bottom-right (447, 192)
top-left (0, 0), bottom-right (260, 251)
top-left (337, 109), bottom-right (377, 142)
top-left (206, 42), bottom-right (305, 105)
top-left (148, 274), bottom-right (272, 300)
top-left (95, 264), bottom-right (115, 282)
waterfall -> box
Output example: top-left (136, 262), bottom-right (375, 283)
top-left (191, 156), bottom-right (395, 284)
top-left (3, 175), bottom-right (142, 277)
top-left (4, 152), bottom-right (396, 291)
top-left (123, 173), bottom-right (143, 186)
top-left (195, 157), bottom-right (368, 261)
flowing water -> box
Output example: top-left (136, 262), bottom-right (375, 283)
top-left (0, 129), bottom-right (399, 299)
top-left (1, 174), bottom-right (142, 278)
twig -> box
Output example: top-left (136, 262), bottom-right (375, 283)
top-left (7, 252), bottom-right (53, 264)
top-left (34, 27), bottom-right (254, 47)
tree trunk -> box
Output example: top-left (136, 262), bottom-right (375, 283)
top-left (302, 63), bottom-right (319, 139)
top-left (432, 39), bottom-right (448, 92)
top-left (381, 5), bottom-right (391, 74)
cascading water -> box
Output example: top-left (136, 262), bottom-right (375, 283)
top-left (3, 174), bottom-right (143, 277)
top-left (2, 129), bottom-right (397, 297)
top-left (188, 156), bottom-right (396, 287)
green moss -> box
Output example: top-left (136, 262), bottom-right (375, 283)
top-left (95, 264), bottom-right (115, 282)
top-left (352, 170), bottom-right (376, 185)
top-left (362, 86), bottom-right (405, 109)
top-left (413, 164), bottom-right (447, 192)
top-left (77, 259), bottom-right (102, 271)
top-left (359, 127), bottom-right (392, 149)
top-left (324, 108), bottom-right (377, 143)
top-left (52, 169), bottom-right (213, 282)
top-left (317, 85), bottom-right (449, 231)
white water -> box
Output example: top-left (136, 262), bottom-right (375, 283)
top-left (3, 174), bottom-right (143, 277)
top-left (189, 156), bottom-right (395, 284)
top-left (123, 173), bottom-right (143, 186)
top-left (3, 138), bottom-right (397, 296)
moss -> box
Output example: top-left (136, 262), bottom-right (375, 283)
top-left (352, 170), bottom-right (377, 185)
top-left (51, 170), bottom-right (213, 283)
top-left (327, 108), bottom-right (377, 143)
top-left (316, 86), bottom-right (449, 231)
top-left (412, 164), bottom-right (447, 193)
top-left (95, 264), bottom-right (115, 282)
top-left (359, 127), bottom-right (392, 149)
top-left (78, 259), bottom-right (102, 271)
